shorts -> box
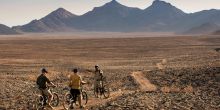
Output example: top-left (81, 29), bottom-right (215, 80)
top-left (40, 88), bottom-right (52, 96)
top-left (70, 89), bottom-right (81, 101)
top-left (70, 89), bottom-right (81, 96)
top-left (94, 80), bottom-right (103, 89)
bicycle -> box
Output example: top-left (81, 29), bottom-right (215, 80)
top-left (34, 86), bottom-right (59, 110)
top-left (63, 84), bottom-right (88, 110)
top-left (94, 77), bottom-right (110, 98)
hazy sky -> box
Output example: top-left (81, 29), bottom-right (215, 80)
top-left (0, 0), bottom-right (220, 27)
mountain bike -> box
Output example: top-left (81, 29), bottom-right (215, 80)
top-left (94, 77), bottom-right (110, 98)
top-left (34, 86), bottom-right (59, 110)
top-left (63, 84), bottom-right (88, 110)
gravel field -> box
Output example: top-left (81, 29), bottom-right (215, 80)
top-left (0, 34), bottom-right (219, 109)
top-left (96, 67), bottom-right (220, 110)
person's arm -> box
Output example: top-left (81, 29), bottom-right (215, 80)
top-left (36, 77), bottom-right (39, 85)
top-left (36, 77), bottom-right (40, 88)
top-left (80, 76), bottom-right (86, 84)
top-left (46, 77), bottom-right (56, 87)
top-left (49, 82), bottom-right (56, 87)
top-left (68, 75), bottom-right (72, 87)
top-left (92, 71), bottom-right (96, 80)
top-left (100, 70), bottom-right (104, 80)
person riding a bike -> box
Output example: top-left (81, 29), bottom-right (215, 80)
top-left (36, 68), bottom-right (56, 109)
top-left (68, 68), bottom-right (86, 109)
top-left (94, 65), bottom-right (104, 97)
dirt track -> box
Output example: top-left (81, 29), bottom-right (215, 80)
top-left (54, 70), bottom-right (158, 110)
top-left (131, 71), bottom-right (157, 92)
top-left (53, 90), bottom-right (128, 110)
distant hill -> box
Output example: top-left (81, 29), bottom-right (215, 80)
top-left (61, 0), bottom-right (187, 32)
top-left (12, 8), bottom-right (77, 32)
top-left (175, 9), bottom-right (220, 33)
top-left (69, 0), bottom-right (142, 31)
top-left (137, 0), bottom-right (186, 31)
top-left (182, 23), bottom-right (220, 35)
top-left (12, 0), bottom-right (220, 33)
top-left (213, 30), bottom-right (220, 35)
top-left (0, 24), bottom-right (19, 35)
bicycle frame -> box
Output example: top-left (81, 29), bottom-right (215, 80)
top-left (63, 84), bottom-right (88, 110)
top-left (36, 86), bottom-right (59, 108)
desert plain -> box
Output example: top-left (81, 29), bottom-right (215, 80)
top-left (0, 32), bottom-right (219, 110)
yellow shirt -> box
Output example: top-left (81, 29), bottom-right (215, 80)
top-left (68, 74), bottom-right (82, 89)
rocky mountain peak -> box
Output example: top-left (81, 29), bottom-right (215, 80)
top-left (47, 7), bottom-right (76, 19)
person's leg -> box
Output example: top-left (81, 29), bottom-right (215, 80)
top-left (43, 93), bottom-right (47, 105)
top-left (44, 89), bottom-right (53, 105)
top-left (73, 93), bottom-right (77, 103)
top-left (43, 89), bottom-right (53, 109)
top-left (40, 90), bottom-right (47, 106)
top-left (98, 81), bottom-right (102, 96)
top-left (94, 81), bottom-right (99, 96)
top-left (71, 89), bottom-right (79, 103)
top-left (70, 89), bottom-right (75, 108)
top-left (77, 90), bottom-right (83, 108)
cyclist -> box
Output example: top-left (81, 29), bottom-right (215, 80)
top-left (68, 68), bottom-right (86, 109)
top-left (36, 68), bottom-right (56, 109)
top-left (94, 65), bottom-right (104, 97)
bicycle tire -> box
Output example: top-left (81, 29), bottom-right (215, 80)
top-left (34, 95), bottom-right (44, 110)
top-left (63, 92), bottom-right (72, 110)
top-left (51, 92), bottom-right (59, 107)
top-left (103, 85), bottom-right (110, 98)
top-left (82, 91), bottom-right (88, 105)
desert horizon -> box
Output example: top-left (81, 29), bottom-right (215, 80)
top-left (1, 0), bottom-right (220, 35)
top-left (0, 0), bottom-right (220, 110)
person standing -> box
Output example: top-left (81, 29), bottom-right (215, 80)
top-left (36, 68), bottom-right (56, 109)
top-left (94, 65), bottom-right (104, 97)
top-left (68, 68), bottom-right (86, 109)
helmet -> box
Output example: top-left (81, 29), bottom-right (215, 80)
top-left (95, 65), bottom-right (99, 68)
top-left (41, 68), bottom-right (48, 73)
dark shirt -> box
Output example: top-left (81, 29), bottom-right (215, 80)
top-left (36, 74), bottom-right (51, 89)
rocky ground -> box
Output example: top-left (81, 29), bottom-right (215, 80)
top-left (95, 67), bottom-right (220, 110)
top-left (0, 35), bottom-right (220, 109)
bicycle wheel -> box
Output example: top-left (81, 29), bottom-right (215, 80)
top-left (103, 85), bottom-right (110, 98)
top-left (63, 92), bottom-right (72, 109)
top-left (34, 95), bottom-right (44, 110)
top-left (81, 91), bottom-right (88, 105)
top-left (51, 92), bottom-right (59, 107)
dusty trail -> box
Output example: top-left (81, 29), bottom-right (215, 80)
top-left (54, 70), bottom-right (158, 110)
top-left (131, 71), bottom-right (157, 92)
top-left (54, 90), bottom-right (126, 110)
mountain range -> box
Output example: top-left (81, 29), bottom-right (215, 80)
top-left (0, 24), bottom-right (19, 35)
top-left (1, 0), bottom-right (220, 34)
top-left (13, 8), bottom-right (77, 33)
top-left (213, 30), bottom-right (220, 35)
top-left (182, 22), bottom-right (220, 35)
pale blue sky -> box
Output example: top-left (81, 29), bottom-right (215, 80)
top-left (0, 0), bottom-right (220, 27)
